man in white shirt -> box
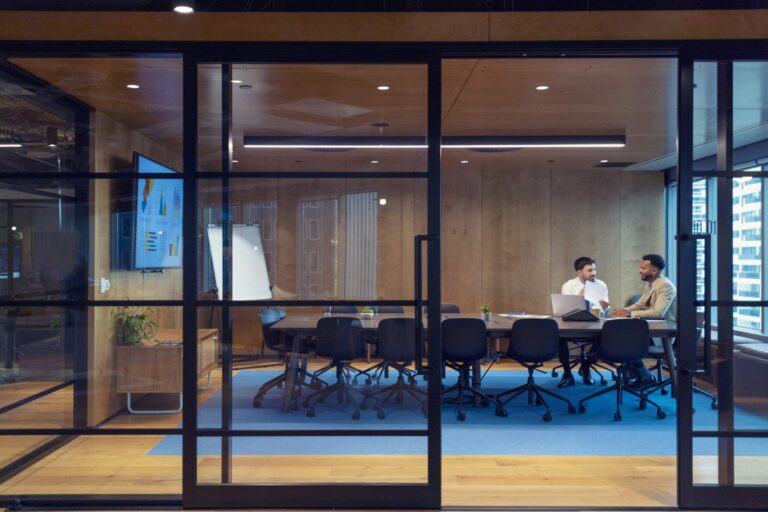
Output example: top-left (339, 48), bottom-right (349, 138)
top-left (558, 257), bottom-right (610, 388)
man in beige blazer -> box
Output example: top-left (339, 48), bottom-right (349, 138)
top-left (612, 254), bottom-right (676, 386)
top-left (613, 254), bottom-right (676, 321)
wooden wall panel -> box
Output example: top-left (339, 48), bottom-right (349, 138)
top-left (620, 172), bottom-right (667, 306)
top-left (442, 171), bottom-right (482, 313)
top-left (481, 170), bottom-right (552, 315)
top-left (550, 169), bottom-right (621, 307)
top-left (439, 168), bottom-right (665, 317)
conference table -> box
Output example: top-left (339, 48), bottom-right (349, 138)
top-left (270, 313), bottom-right (678, 412)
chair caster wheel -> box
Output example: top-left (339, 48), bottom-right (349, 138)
top-left (614, 412), bottom-right (622, 421)
top-left (457, 411), bottom-right (466, 421)
top-left (302, 399), bottom-right (310, 408)
top-left (377, 410), bottom-right (385, 419)
top-left (661, 388), bottom-right (668, 395)
top-left (712, 401), bottom-right (718, 410)
top-left (535, 397), bottom-right (543, 406)
top-left (543, 412), bottom-right (552, 422)
top-left (551, 370), bottom-right (558, 377)
top-left (600, 379), bottom-right (607, 386)
top-left (306, 408), bottom-right (315, 417)
top-left (311, 381), bottom-right (323, 390)
top-left (352, 410), bottom-right (361, 420)
top-left (657, 410), bottom-right (666, 419)
top-left (568, 405), bottom-right (576, 414)
top-left (252, 398), bottom-right (262, 408)
top-left (495, 407), bottom-right (507, 418)
top-left (364, 378), bottom-right (372, 385)
top-left (578, 404), bottom-right (586, 414)
top-left (639, 399), bottom-right (647, 410)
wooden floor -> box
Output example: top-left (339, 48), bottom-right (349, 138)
top-left (1, 366), bottom-right (766, 507)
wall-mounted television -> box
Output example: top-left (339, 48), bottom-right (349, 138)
top-left (132, 153), bottom-right (183, 270)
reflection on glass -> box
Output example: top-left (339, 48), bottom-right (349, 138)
top-left (198, 179), bottom-right (425, 301)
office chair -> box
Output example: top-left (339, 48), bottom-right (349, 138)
top-left (303, 316), bottom-right (366, 419)
top-left (441, 303), bottom-right (461, 313)
top-left (441, 318), bottom-right (506, 421)
top-left (373, 306), bottom-right (405, 314)
top-left (362, 317), bottom-right (426, 418)
top-left (641, 313), bottom-right (717, 410)
top-left (252, 308), bottom-right (323, 408)
top-left (497, 318), bottom-right (576, 421)
top-left (322, 305), bottom-right (358, 315)
top-left (578, 319), bottom-right (666, 421)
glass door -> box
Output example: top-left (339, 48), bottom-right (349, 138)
top-left (181, 53), bottom-right (442, 508)
top-left (677, 56), bottom-right (768, 509)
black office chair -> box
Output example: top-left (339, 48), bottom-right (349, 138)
top-left (641, 313), bottom-right (717, 410)
top-left (441, 303), bottom-right (461, 313)
top-left (441, 318), bottom-right (506, 421)
top-left (497, 318), bottom-right (575, 421)
top-left (252, 308), bottom-right (323, 408)
top-left (578, 319), bottom-right (666, 421)
top-left (362, 317), bottom-right (426, 418)
top-left (303, 316), bottom-right (366, 419)
top-left (373, 306), bottom-right (405, 314)
top-left (322, 305), bottom-right (358, 314)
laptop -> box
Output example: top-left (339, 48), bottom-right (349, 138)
top-left (550, 293), bottom-right (588, 317)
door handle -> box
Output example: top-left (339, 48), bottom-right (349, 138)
top-left (414, 234), bottom-right (437, 374)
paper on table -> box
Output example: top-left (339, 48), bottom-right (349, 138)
top-left (584, 279), bottom-right (608, 307)
top-left (499, 313), bottom-right (550, 319)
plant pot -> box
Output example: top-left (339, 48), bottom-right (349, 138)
top-left (482, 312), bottom-right (491, 322)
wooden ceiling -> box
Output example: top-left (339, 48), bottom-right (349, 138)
top-left (10, 56), bottom-right (684, 173)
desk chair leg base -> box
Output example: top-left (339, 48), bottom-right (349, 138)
top-left (127, 392), bottom-right (182, 414)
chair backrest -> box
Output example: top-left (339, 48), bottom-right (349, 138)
top-left (373, 305), bottom-right (405, 314)
top-left (259, 307), bottom-right (288, 351)
top-left (507, 318), bottom-right (559, 363)
top-left (376, 317), bottom-right (417, 362)
top-left (442, 317), bottom-right (487, 363)
top-left (599, 319), bottom-right (650, 362)
top-left (323, 305), bottom-right (358, 314)
top-left (314, 316), bottom-right (364, 360)
top-left (441, 303), bottom-right (461, 313)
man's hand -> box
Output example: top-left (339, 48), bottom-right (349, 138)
top-left (599, 300), bottom-right (610, 310)
top-left (613, 308), bottom-right (630, 318)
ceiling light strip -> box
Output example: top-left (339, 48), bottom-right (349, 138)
top-left (243, 135), bottom-right (625, 149)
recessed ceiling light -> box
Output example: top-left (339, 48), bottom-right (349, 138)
top-left (371, 160), bottom-right (379, 164)
top-left (461, 160), bottom-right (469, 164)
top-left (535, 85), bottom-right (549, 91)
top-left (173, 1), bottom-right (194, 14)
top-left (126, 84), bottom-right (140, 89)
top-left (377, 85), bottom-right (390, 91)
top-left (231, 79), bottom-right (243, 84)
top-left (10, 226), bottom-right (16, 231)
top-left (232, 160), bottom-right (239, 163)
top-left (379, 198), bottom-right (387, 206)
top-left (600, 159), bottom-right (609, 163)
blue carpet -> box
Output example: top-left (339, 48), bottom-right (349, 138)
top-left (150, 369), bottom-right (768, 456)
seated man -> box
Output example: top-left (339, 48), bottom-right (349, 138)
top-left (558, 256), bottom-right (610, 388)
top-left (612, 253), bottom-right (677, 386)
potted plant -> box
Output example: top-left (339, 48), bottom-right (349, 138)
top-left (481, 304), bottom-right (492, 322)
top-left (114, 306), bottom-right (157, 346)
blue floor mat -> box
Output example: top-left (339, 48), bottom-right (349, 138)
top-left (150, 369), bottom-right (768, 456)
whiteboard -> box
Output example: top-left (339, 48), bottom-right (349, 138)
top-left (206, 224), bottom-right (272, 300)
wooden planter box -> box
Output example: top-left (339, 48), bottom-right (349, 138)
top-left (115, 329), bottom-right (218, 406)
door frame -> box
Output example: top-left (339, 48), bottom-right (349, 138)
top-left (676, 47), bottom-right (768, 510)
top-left (180, 49), bottom-right (443, 509)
